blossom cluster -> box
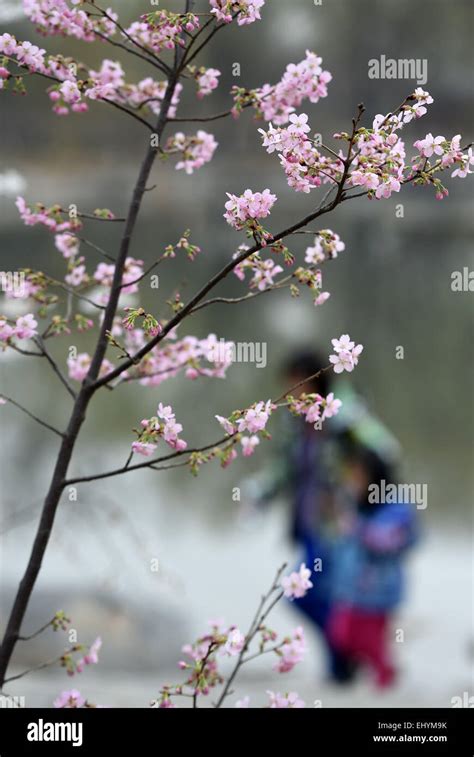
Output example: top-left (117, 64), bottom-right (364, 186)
top-left (224, 189), bottom-right (277, 236)
top-left (259, 112), bottom-right (344, 193)
top-left (293, 266), bottom-right (330, 307)
top-left (281, 563), bottom-right (313, 599)
top-left (165, 131), bottom-right (218, 175)
top-left (23, 0), bottom-right (117, 42)
top-left (94, 258), bottom-right (143, 295)
top-left (195, 67), bottom-right (221, 99)
top-left (412, 133), bottom-right (474, 196)
top-left (132, 403), bottom-right (188, 457)
top-left (82, 59), bottom-right (184, 119)
top-left (214, 399), bottom-right (274, 460)
top-left (232, 50), bottom-right (331, 125)
top-left (289, 391), bottom-right (343, 427)
top-left (233, 250), bottom-right (283, 291)
top-left (210, 0), bottom-right (265, 26)
top-left (329, 334), bottom-right (363, 374)
top-left (259, 88), bottom-right (471, 199)
top-left (0, 313), bottom-right (38, 343)
top-left (55, 232), bottom-right (80, 259)
top-left (304, 229), bottom-right (345, 263)
top-left (255, 51), bottom-right (332, 125)
top-left (1, 35), bottom-right (185, 120)
top-left (118, 332), bottom-right (235, 387)
top-left (267, 691), bottom-right (305, 708)
top-left (155, 563), bottom-right (310, 708)
top-left (127, 11), bottom-right (199, 54)
top-left (273, 626), bottom-right (306, 673)
top-left (54, 689), bottom-right (86, 709)
top-left (59, 636), bottom-right (102, 678)
top-left (67, 353), bottom-right (114, 383)
top-left (15, 196), bottom-right (82, 233)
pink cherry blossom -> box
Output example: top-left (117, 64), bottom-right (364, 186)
top-left (0, 318), bottom-right (14, 342)
top-left (159, 698), bottom-right (176, 708)
top-left (314, 291), bottom-right (330, 306)
top-left (233, 254), bottom-right (283, 290)
top-left (252, 51), bottom-right (332, 126)
top-left (259, 115), bottom-right (343, 194)
top-left (14, 313), bottom-right (38, 340)
top-left (329, 334), bottom-right (363, 374)
top-left (55, 233), bottom-right (80, 259)
top-left (224, 629), bottom-right (245, 656)
top-left (452, 147), bottom-right (474, 178)
top-left (76, 636), bottom-right (102, 673)
top-left (236, 399), bottom-right (274, 434)
top-left (125, 12), bottom-right (199, 55)
top-left (65, 264), bottom-right (87, 287)
top-left (281, 563), bottom-right (313, 599)
top-left (196, 68), bottom-right (221, 98)
top-left (224, 189), bottom-right (277, 230)
top-left (288, 112), bottom-right (311, 135)
top-left (53, 689), bottom-right (85, 709)
top-left (267, 690), bottom-right (305, 708)
top-left (273, 626), bottom-right (306, 673)
top-left (133, 403), bottom-right (187, 455)
top-left (167, 131), bottom-right (218, 175)
top-left (305, 230), bottom-right (345, 264)
top-left (241, 435), bottom-right (260, 457)
top-left (332, 334), bottom-right (354, 352)
top-left (321, 392), bottom-right (342, 420)
top-left (215, 415), bottom-right (236, 435)
top-left (329, 349), bottom-right (354, 374)
top-left (67, 354), bottom-right (114, 382)
top-left (210, 0), bottom-right (265, 26)
top-left (132, 441), bottom-right (158, 457)
top-left (413, 133), bottom-right (446, 158)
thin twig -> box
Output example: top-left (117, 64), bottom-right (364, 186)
top-left (34, 337), bottom-right (77, 399)
top-left (0, 395), bottom-right (64, 438)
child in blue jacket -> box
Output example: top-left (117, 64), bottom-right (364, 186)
top-left (328, 445), bottom-right (418, 688)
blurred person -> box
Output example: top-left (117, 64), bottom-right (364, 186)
top-left (247, 349), bottom-right (356, 682)
top-left (328, 444), bottom-right (419, 688)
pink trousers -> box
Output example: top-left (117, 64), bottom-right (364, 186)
top-left (328, 604), bottom-right (396, 688)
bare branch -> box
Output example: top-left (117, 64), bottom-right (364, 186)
top-left (34, 337), bottom-right (77, 400)
top-left (0, 395), bottom-right (64, 438)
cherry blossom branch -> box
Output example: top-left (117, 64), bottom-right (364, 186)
top-left (63, 362), bottom-right (331, 486)
top-left (92, 28), bottom-right (171, 77)
top-left (91, 191), bottom-right (341, 390)
top-left (91, 109), bottom-right (365, 391)
top-left (33, 337), bottom-right (77, 400)
top-left (42, 278), bottom-right (106, 312)
top-left (0, 9), bottom-right (190, 685)
top-left (0, 395), bottom-right (64, 439)
top-left (18, 618), bottom-right (56, 642)
top-left (9, 344), bottom-right (42, 357)
top-left (3, 647), bottom-right (75, 685)
top-left (90, 3), bottom-right (172, 76)
top-left (214, 563), bottom-right (287, 707)
top-left (99, 96), bottom-right (155, 131)
top-left (76, 236), bottom-right (116, 262)
top-left (183, 18), bottom-right (231, 68)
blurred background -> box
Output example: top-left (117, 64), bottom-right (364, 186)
top-left (0, 0), bottom-right (473, 707)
